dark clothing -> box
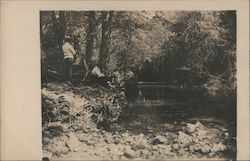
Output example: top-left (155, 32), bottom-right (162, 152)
top-left (64, 58), bottom-right (73, 82)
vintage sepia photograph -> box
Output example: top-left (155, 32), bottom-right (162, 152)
top-left (40, 11), bottom-right (237, 160)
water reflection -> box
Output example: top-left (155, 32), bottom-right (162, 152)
top-left (123, 82), bottom-right (236, 133)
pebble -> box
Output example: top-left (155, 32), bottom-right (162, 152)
top-left (163, 145), bottom-right (172, 154)
top-left (131, 141), bottom-right (146, 150)
top-left (201, 144), bottom-right (211, 153)
top-left (177, 131), bottom-right (192, 145)
top-left (152, 135), bottom-right (168, 145)
top-left (114, 137), bottom-right (124, 144)
top-left (87, 139), bottom-right (96, 146)
top-left (208, 152), bottom-right (215, 157)
top-left (120, 156), bottom-right (127, 160)
top-left (105, 136), bottom-right (114, 144)
top-left (67, 133), bottom-right (81, 152)
top-left (43, 137), bottom-right (50, 145)
top-left (139, 133), bottom-right (144, 138)
top-left (189, 145), bottom-right (196, 153)
top-left (172, 143), bottom-right (179, 150)
top-left (152, 145), bottom-right (158, 151)
top-left (124, 149), bottom-right (137, 158)
top-left (178, 148), bottom-right (186, 156)
top-left (107, 143), bottom-right (117, 151)
top-left (144, 144), bottom-right (151, 150)
top-left (112, 154), bottom-right (120, 160)
top-left (186, 123), bottom-right (197, 133)
top-left (77, 133), bottom-right (89, 142)
top-left (179, 143), bottom-right (186, 148)
top-left (136, 150), bottom-right (141, 157)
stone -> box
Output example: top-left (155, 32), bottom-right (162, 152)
top-left (172, 143), bottom-right (179, 150)
top-left (192, 137), bottom-right (199, 143)
top-left (144, 144), bottom-right (151, 150)
top-left (152, 135), bottom-right (168, 145)
top-left (177, 131), bottom-right (192, 145)
top-left (121, 131), bottom-right (130, 137)
top-left (186, 123), bottom-right (197, 133)
top-left (201, 145), bottom-right (211, 153)
top-left (189, 145), bottom-right (197, 153)
top-left (60, 106), bottom-right (70, 114)
top-left (92, 133), bottom-right (99, 137)
top-left (87, 139), bottom-right (97, 146)
top-left (81, 142), bottom-right (89, 152)
top-left (179, 143), bottom-right (185, 148)
top-left (89, 128), bottom-right (98, 132)
top-left (123, 135), bottom-right (134, 143)
top-left (195, 121), bottom-right (204, 129)
top-left (140, 149), bottom-right (150, 156)
top-left (114, 137), bottom-right (124, 144)
top-left (116, 143), bottom-right (124, 150)
top-left (120, 156), bottom-right (127, 160)
top-left (77, 133), bottom-right (89, 143)
top-left (123, 145), bottom-right (132, 151)
top-left (224, 132), bottom-right (229, 139)
top-left (48, 139), bottom-right (68, 155)
top-left (196, 129), bottom-right (208, 140)
top-left (105, 136), bottom-right (114, 144)
top-left (152, 145), bottom-right (158, 151)
top-left (45, 99), bottom-right (54, 105)
top-left (163, 145), bottom-right (172, 155)
top-left (211, 142), bottom-right (226, 152)
top-left (43, 137), bottom-right (50, 145)
top-left (208, 152), bottom-right (216, 157)
top-left (138, 133), bottom-right (144, 138)
top-left (107, 143), bottom-right (117, 151)
top-left (66, 132), bottom-right (81, 152)
top-left (124, 149), bottom-right (137, 159)
top-left (178, 148), bottom-right (186, 156)
top-left (136, 150), bottom-right (141, 157)
top-left (131, 140), bottom-right (146, 150)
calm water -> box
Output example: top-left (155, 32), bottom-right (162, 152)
top-left (112, 82), bottom-right (237, 159)
top-left (121, 82), bottom-right (236, 135)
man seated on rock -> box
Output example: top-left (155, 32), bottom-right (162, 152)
top-left (62, 36), bottom-right (76, 84)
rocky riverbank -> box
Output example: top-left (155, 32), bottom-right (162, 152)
top-left (42, 82), bottom-right (236, 160)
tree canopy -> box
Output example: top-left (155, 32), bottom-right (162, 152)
top-left (41, 11), bottom-right (236, 88)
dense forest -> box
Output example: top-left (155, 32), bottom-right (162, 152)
top-left (41, 11), bottom-right (236, 89)
top-left (41, 11), bottom-right (236, 160)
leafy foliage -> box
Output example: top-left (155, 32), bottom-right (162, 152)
top-left (41, 11), bottom-right (236, 88)
top-left (153, 11), bottom-right (236, 86)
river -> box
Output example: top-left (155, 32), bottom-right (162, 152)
top-left (121, 82), bottom-right (236, 128)
top-left (113, 82), bottom-right (236, 159)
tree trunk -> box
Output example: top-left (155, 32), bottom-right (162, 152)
top-left (52, 11), bottom-right (66, 47)
top-left (58, 11), bottom-right (66, 44)
top-left (98, 11), bottom-right (113, 73)
top-left (85, 11), bottom-right (96, 69)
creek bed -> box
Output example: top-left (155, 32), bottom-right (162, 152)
top-left (43, 82), bottom-right (237, 160)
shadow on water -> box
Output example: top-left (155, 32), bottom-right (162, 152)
top-left (116, 82), bottom-right (236, 137)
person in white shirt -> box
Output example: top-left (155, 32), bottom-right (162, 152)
top-left (62, 37), bottom-right (76, 83)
